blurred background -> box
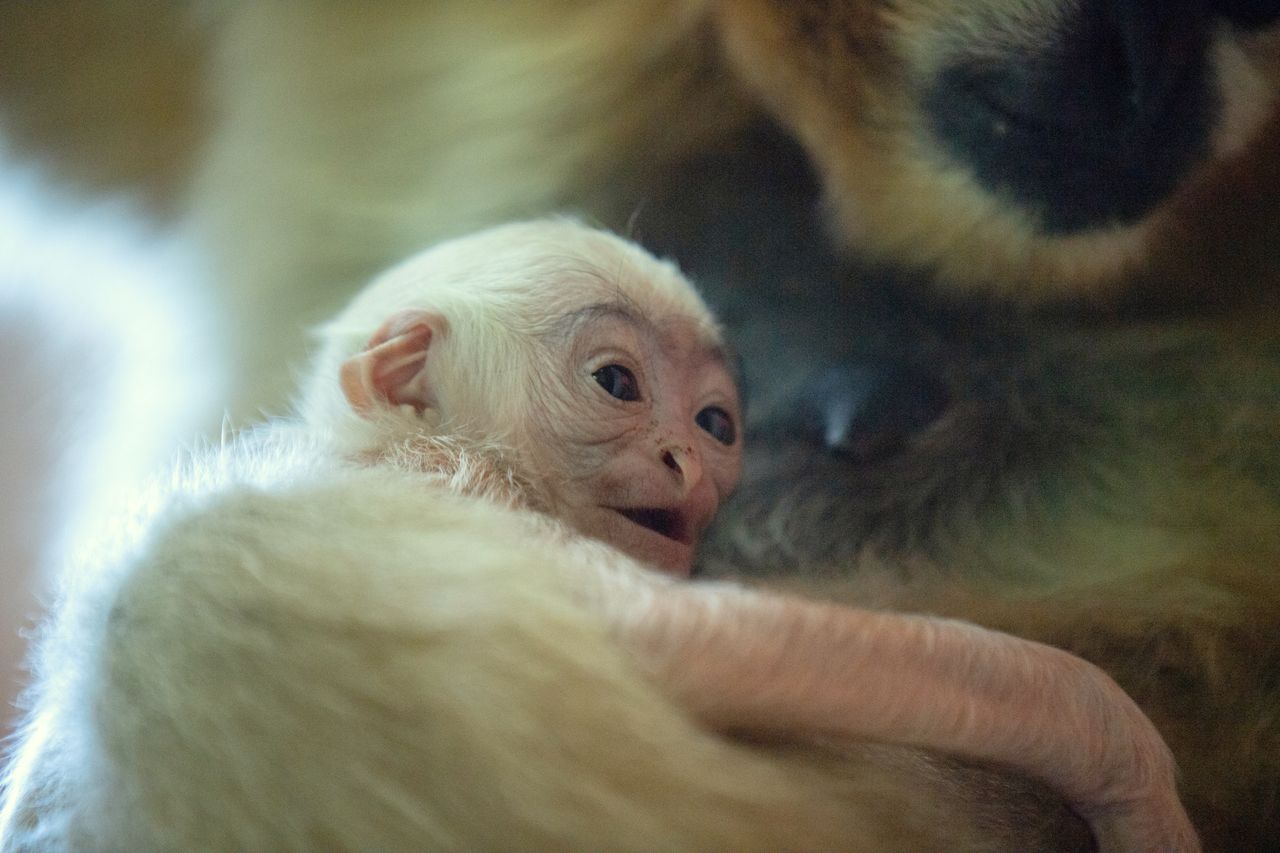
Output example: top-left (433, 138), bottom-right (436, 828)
top-left (0, 2), bottom-right (219, 733)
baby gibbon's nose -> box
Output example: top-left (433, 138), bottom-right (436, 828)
top-left (661, 444), bottom-right (703, 492)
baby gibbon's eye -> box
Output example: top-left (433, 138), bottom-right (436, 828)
top-left (593, 364), bottom-right (641, 401)
top-left (696, 406), bottom-right (736, 446)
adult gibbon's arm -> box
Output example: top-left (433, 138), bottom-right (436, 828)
top-left (13, 471), bottom-right (926, 852)
top-left (0, 465), bottom-right (1189, 852)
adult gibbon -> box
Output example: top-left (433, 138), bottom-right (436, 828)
top-left (1, 1), bottom-right (1278, 850)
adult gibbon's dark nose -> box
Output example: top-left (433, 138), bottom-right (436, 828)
top-left (925, 0), bottom-right (1225, 233)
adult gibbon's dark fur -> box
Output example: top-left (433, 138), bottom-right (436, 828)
top-left (1, 1), bottom-right (1278, 850)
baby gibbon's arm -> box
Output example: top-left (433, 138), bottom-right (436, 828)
top-left (590, 569), bottom-right (1198, 853)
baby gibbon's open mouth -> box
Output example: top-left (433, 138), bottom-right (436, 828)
top-left (613, 507), bottom-right (689, 544)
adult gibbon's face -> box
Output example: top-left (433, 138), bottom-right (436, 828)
top-left (714, 0), bottom-right (1280, 299)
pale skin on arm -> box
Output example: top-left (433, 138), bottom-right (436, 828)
top-left (337, 225), bottom-right (1197, 853)
top-left (612, 579), bottom-right (1197, 853)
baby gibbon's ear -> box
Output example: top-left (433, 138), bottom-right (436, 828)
top-left (339, 309), bottom-right (448, 414)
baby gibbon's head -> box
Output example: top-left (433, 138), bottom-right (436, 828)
top-left (303, 219), bottom-right (743, 574)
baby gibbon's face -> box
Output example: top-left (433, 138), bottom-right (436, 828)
top-left (527, 303), bottom-right (742, 577)
top-left (328, 221), bottom-right (741, 575)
